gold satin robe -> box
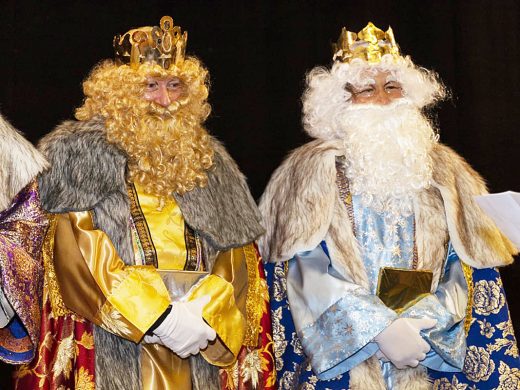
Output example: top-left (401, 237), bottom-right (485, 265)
top-left (50, 183), bottom-right (263, 389)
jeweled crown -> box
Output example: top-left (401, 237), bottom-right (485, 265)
top-left (332, 22), bottom-right (400, 63)
top-left (113, 16), bottom-right (187, 69)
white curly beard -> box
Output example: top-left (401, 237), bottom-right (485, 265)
top-left (339, 99), bottom-right (438, 215)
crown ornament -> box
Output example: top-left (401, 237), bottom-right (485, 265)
top-left (332, 22), bottom-right (400, 63)
top-left (113, 16), bottom-right (187, 70)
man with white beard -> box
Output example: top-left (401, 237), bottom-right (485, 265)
top-left (260, 23), bottom-right (520, 389)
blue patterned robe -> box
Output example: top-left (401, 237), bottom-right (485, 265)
top-left (266, 248), bottom-right (520, 389)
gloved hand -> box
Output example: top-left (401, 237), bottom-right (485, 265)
top-left (153, 295), bottom-right (217, 358)
top-left (142, 334), bottom-right (163, 345)
top-left (374, 317), bottom-right (436, 369)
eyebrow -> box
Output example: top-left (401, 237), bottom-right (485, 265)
top-left (346, 81), bottom-right (375, 92)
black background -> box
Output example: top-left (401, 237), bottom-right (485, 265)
top-left (1, 0), bottom-right (519, 386)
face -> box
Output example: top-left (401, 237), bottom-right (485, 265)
top-left (348, 71), bottom-right (403, 105)
top-left (143, 76), bottom-right (184, 107)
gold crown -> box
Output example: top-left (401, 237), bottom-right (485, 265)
top-left (332, 22), bottom-right (400, 63)
top-left (113, 16), bottom-right (187, 69)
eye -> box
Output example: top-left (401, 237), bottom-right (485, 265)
top-left (355, 87), bottom-right (375, 98)
top-left (385, 83), bottom-right (402, 93)
top-left (145, 81), bottom-right (158, 91)
top-left (167, 80), bottom-right (182, 90)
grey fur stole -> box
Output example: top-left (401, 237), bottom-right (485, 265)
top-left (38, 118), bottom-right (264, 251)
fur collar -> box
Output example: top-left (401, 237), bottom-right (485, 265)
top-left (0, 114), bottom-right (48, 211)
top-left (38, 118), bottom-right (264, 250)
top-left (259, 139), bottom-right (516, 274)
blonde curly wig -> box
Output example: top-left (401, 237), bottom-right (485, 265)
top-left (75, 58), bottom-right (214, 197)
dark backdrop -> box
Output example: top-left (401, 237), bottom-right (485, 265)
top-left (1, 0), bottom-right (519, 386)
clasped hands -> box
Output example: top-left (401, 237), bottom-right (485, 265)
top-left (144, 295), bottom-right (216, 358)
top-left (374, 317), bottom-right (437, 369)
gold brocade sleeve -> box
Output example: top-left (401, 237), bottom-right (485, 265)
top-left (187, 245), bottom-right (256, 366)
top-left (53, 211), bottom-right (170, 342)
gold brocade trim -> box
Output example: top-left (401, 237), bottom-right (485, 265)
top-left (184, 224), bottom-right (199, 271)
top-left (129, 182), bottom-right (203, 271)
top-left (461, 261), bottom-right (474, 335)
top-left (243, 244), bottom-right (264, 346)
top-left (195, 231), bottom-right (205, 271)
top-left (335, 156), bottom-right (356, 237)
top-left (43, 214), bottom-right (72, 317)
top-left (127, 183), bottom-right (157, 267)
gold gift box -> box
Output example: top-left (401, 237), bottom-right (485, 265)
top-left (376, 267), bottom-right (433, 314)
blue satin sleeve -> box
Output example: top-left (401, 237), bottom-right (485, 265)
top-left (400, 245), bottom-right (467, 371)
top-left (287, 243), bottom-right (397, 380)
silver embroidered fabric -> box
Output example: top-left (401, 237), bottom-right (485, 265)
top-left (352, 194), bottom-right (415, 293)
top-left (401, 248), bottom-right (467, 371)
top-left (287, 245), bottom-right (396, 380)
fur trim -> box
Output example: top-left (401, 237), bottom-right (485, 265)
top-left (258, 139), bottom-right (342, 262)
top-left (38, 119), bottom-right (127, 213)
top-left (260, 140), bottom-right (516, 271)
top-left (38, 119), bottom-right (141, 389)
top-left (94, 326), bottom-right (141, 390)
top-left (175, 138), bottom-right (265, 252)
top-left (324, 194), bottom-right (369, 287)
top-left (0, 114), bottom-right (48, 211)
top-left (393, 366), bottom-right (431, 390)
top-left (190, 354), bottom-right (221, 390)
top-left (414, 187), bottom-right (450, 290)
top-left (432, 144), bottom-right (517, 268)
top-left (348, 356), bottom-right (386, 390)
top-left (39, 119), bottom-right (263, 251)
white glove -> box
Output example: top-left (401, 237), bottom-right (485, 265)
top-left (153, 295), bottom-right (217, 358)
top-left (143, 334), bottom-right (163, 345)
top-left (374, 317), bottom-right (436, 369)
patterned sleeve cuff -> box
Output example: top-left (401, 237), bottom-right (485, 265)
top-left (299, 289), bottom-right (396, 379)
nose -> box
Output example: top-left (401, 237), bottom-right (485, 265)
top-left (374, 89), bottom-right (391, 105)
top-left (154, 84), bottom-right (171, 107)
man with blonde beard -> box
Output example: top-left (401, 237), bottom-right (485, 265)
top-left (261, 23), bottom-right (520, 389)
top-left (14, 16), bottom-right (275, 390)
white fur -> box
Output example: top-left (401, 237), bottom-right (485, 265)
top-left (0, 114), bottom-right (48, 211)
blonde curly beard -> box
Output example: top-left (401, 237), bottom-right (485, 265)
top-left (106, 100), bottom-right (214, 198)
top-left (75, 60), bottom-right (214, 198)
top-left (340, 99), bottom-right (439, 215)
